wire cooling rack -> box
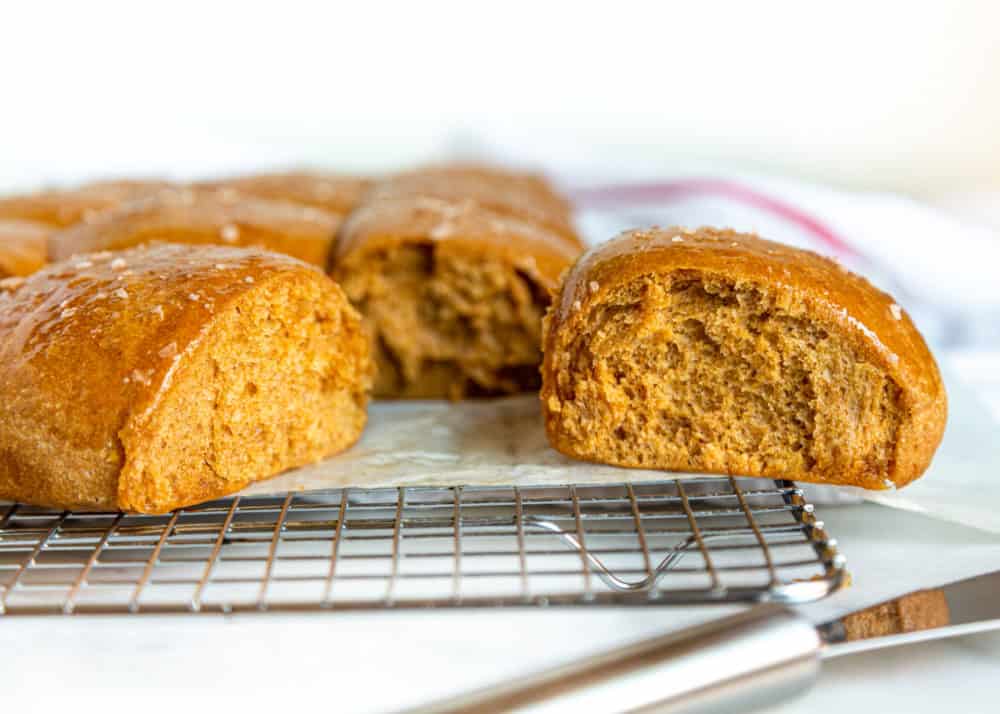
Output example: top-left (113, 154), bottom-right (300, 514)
top-left (0, 477), bottom-right (846, 615)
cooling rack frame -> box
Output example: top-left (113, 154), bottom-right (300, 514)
top-left (0, 477), bottom-right (846, 616)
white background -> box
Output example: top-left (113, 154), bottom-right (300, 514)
top-left (2, 1), bottom-right (999, 200)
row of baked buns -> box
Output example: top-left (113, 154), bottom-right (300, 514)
top-left (0, 166), bottom-right (947, 514)
top-left (0, 166), bottom-right (585, 400)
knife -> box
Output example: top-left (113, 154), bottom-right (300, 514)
top-left (402, 570), bottom-right (1000, 714)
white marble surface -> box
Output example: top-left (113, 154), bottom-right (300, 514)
top-left (2, 501), bottom-right (999, 714)
top-left (767, 629), bottom-right (1000, 714)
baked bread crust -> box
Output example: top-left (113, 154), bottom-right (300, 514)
top-left (197, 171), bottom-right (373, 216)
top-left (48, 191), bottom-right (341, 267)
top-left (0, 243), bottom-right (372, 513)
top-left (0, 219), bottom-right (50, 277)
top-left (367, 164), bottom-right (579, 242)
top-left (541, 227), bottom-right (946, 489)
top-left (0, 179), bottom-right (174, 228)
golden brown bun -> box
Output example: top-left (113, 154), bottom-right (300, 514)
top-left (332, 188), bottom-right (583, 399)
top-left (0, 243), bottom-right (372, 513)
top-left (0, 179), bottom-right (174, 228)
top-left (197, 171), bottom-right (373, 216)
top-left (0, 219), bottom-right (50, 277)
top-left (541, 227), bottom-right (947, 490)
top-left (48, 191), bottom-right (341, 267)
top-left (370, 163), bottom-right (580, 242)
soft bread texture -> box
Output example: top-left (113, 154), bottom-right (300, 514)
top-left (0, 219), bottom-right (50, 277)
top-left (48, 191), bottom-right (341, 267)
top-left (541, 227), bottom-right (946, 490)
top-left (197, 171), bottom-right (373, 217)
top-left (333, 173), bottom-right (583, 399)
top-left (0, 179), bottom-right (174, 228)
top-left (0, 243), bottom-right (372, 513)
top-left (842, 589), bottom-right (950, 641)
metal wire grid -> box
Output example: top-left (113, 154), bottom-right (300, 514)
top-left (0, 477), bottom-right (846, 615)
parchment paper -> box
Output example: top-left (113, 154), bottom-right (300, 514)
top-left (243, 364), bottom-right (1000, 535)
top-left (242, 395), bottom-right (692, 494)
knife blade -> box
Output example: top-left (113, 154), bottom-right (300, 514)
top-left (401, 570), bottom-right (1000, 714)
top-left (819, 569), bottom-right (1000, 657)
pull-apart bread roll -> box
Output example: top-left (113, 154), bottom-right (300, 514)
top-left (197, 171), bottom-right (373, 217)
top-left (541, 227), bottom-right (946, 490)
top-left (48, 191), bottom-right (341, 267)
top-left (0, 219), bottom-right (50, 277)
top-left (0, 179), bottom-right (173, 228)
top-left (0, 243), bottom-right (372, 513)
top-left (369, 164), bottom-right (577, 240)
top-left (333, 193), bottom-right (583, 399)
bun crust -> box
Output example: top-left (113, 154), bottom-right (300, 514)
top-left (48, 191), bottom-right (341, 267)
top-left (0, 243), bottom-right (372, 512)
top-left (197, 171), bottom-right (373, 216)
top-left (0, 179), bottom-right (173, 228)
top-left (541, 227), bottom-right (946, 489)
top-left (366, 164), bottom-right (579, 241)
top-left (0, 219), bottom-right (50, 277)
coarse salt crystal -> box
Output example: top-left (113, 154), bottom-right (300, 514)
top-left (302, 207), bottom-right (327, 221)
top-left (151, 305), bottom-right (164, 320)
top-left (671, 236), bottom-right (683, 243)
top-left (244, 276), bottom-right (254, 284)
top-left (110, 258), bottom-right (127, 270)
top-left (572, 299), bottom-right (582, 312)
top-left (429, 223), bottom-right (454, 240)
top-left (214, 263), bottom-right (229, 270)
top-left (0, 276), bottom-right (26, 289)
top-left (188, 293), bottom-right (200, 302)
top-left (60, 307), bottom-right (77, 319)
top-left (113, 288), bottom-right (129, 299)
top-left (75, 260), bottom-right (94, 269)
top-left (220, 224), bottom-right (240, 242)
top-left (889, 303), bottom-right (902, 320)
top-left (588, 280), bottom-right (600, 294)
